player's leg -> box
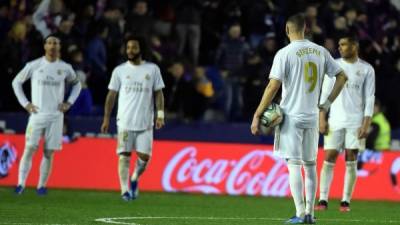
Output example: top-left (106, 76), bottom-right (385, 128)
top-left (36, 150), bottom-right (54, 195)
top-left (317, 129), bottom-right (343, 210)
top-left (16, 118), bottom-right (44, 194)
top-left (117, 129), bottom-right (134, 201)
top-left (340, 128), bottom-right (362, 211)
top-left (287, 158), bottom-right (305, 222)
top-left (131, 129), bottom-right (153, 199)
top-left (37, 117), bottom-right (63, 195)
top-left (277, 118), bottom-right (305, 223)
top-left (302, 127), bottom-right (319, 224)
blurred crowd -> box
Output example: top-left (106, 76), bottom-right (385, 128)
top-left (1, 0), bottom-right (400, 128)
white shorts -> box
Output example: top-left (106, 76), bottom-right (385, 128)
top-left (324, 128), bottom-right (366, 151)
top-left (274, 117), bottom-right (319, 161)
top-left (25, 114), bottom-right (63, 150)
top-left (117, 128), bottom-right (153, 155)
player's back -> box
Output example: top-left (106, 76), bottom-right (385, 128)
top-left (270, 39), bottom-right (341, 126)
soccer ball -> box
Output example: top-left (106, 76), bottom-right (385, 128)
top-left (260, 103), bottom-right (283, 128)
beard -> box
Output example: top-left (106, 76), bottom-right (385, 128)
top-left (127, 53), bottom-right (141, 61)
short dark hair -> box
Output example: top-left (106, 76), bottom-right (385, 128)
top-left (43, 34), bottom-right (61, 44)
top-left (124, 35), bottom-right (149, 59)
top-left (340, 33), bottom-right (359, 46)
top-left (287, 13), bottom-right (306, 32)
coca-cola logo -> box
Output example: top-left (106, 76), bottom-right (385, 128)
top-left (162, 146), bottom-right (289, 196)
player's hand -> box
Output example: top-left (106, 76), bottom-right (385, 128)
top-left (25, 103), bottom-right (39, 114)
top-left (101, 119), bottom-right (110, 133)
top-left (251, 116), bottom-right (260, 135)
top-left (58, 102), bottom-right (71, 113)
top-left (358, 125), bottom-right (369, 139)
top-left (155, 117), bottom-right (164, 130)
top-left (319, 119), bottom-right (329, 135)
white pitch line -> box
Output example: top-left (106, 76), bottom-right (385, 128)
top-left (95, 216), bottom-right (400, 225)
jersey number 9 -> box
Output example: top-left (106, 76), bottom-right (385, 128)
top-left (304, 61), bottom-right (317, 93)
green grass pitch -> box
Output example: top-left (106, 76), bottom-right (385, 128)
top-left (1, 187), bottom-right (399, 225)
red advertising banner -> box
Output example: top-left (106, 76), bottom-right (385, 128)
top-left (1, 134), bottom-right (400, 201)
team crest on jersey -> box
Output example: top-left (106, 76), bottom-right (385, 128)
top-left (356, 70), bottom-right (362, 76)
top-left (57, 69), bottom-right (63, 75)
top-left (126, 75), bottom-right (131, 79)
top-left (39, 69), bottom-right (44, 73)
top-left (145, 74), bottom-right (150, 80)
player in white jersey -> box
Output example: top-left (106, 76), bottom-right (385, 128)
top-left (316, 35), bottom-right (375, 212)
top-left (250, 14), bottom-right (347, 224)
top-left (12, 36), bottom-right (82, 195)
top-left (101, 36), bottom-right (165, 201)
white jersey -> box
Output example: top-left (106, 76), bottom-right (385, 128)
top-left (269, 39), bottom-right (342, 128)
top-left (12, 57), bottom-right (79, 118)
top-left (108, 61), bottom-right (165, 131)
top-left (321, 58), bottom-right (375, 129)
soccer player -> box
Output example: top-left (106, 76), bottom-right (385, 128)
top-left (101, 36), bottom-right (165, 201)
top-left (316, 35), bottom-right (375, 212)
top-left (250, 13), bottom-right (347, 224)
top-left (12, 36), bottom-right (82, 195)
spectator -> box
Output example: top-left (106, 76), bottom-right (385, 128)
top-left (125, 0), bottom-right (154, 38)
top-left (53, 13), bottom-right (76, 60)
top-left (163, 61), bottom-right (195, 120)
top-left (0, 21), bottom-right (28, 110)
top-left (191, 66), bottom-right (214, 120)
top-left (68, 47), bottom-right (93, 116)
top-left (215, 22), bottom-right (251, 120)
top-left (86, 20), bottom-right (108, 105)
top-left (173, 0), bottom-right (203, 65)
top-left (0, 3), bottom-right (11, 41)
top-left (331, 16), bottom-right (348, 42)
top-left (32, 0), bottom-right (64, 38)
top-left (366, 100), bottom-right (391, 151)
top-left (244, 0), bottom-right (278, 48)
top-left (257, 33), bottom-right (278, 67)
top-left (324, 37), bottom-right (338, 57)
top-left (305, 5), bottom-right (324, 44)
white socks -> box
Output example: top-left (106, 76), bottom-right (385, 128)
top-left (319, 161), bottom-right (335, 201)
top-left (303, 161), bottom-right (317, 216)
top-left (118, 155), bottom-right (130, 194)
top-left (342, 160), bottom-right (357, 203)
top-left (37, 151), bottom-right (54, 189)
top-left (18, 147), bottom-right (36, 187)
top-left (287, 160), bottom-right (305, 218)
top-left (119, 156), bottom-right (149, 194)
top-left (131, 158), bottom-right (148, 181)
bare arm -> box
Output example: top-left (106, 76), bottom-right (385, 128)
top-left (359, 116), bottom-right (372, 139)
top-left (101, 90), bottom-right (117, 133)
top-left (154, 89), bottom-right (165, 129)
top-left (319, 71), bottom-right (347, 111)
top-left (326, 71), bottom-right (347, 103)
top-left (251, 79), bottom-right (282, 135)
top-left (155, 89), bottom-right (164, 112)
top-left (319, 110), bottom-right (329, 135)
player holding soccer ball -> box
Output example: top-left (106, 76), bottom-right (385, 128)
top-left (101, 36), bottom-right (165, 201)
top-left (12, 36), bottom-right (82, 195)
top-left (251, 13), bottom-right (347, 224)
top-left (316, 35), bottom-right (375, 212)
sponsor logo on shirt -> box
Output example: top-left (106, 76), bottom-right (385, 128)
top-left (124, 82), bottom-right (150, 93)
